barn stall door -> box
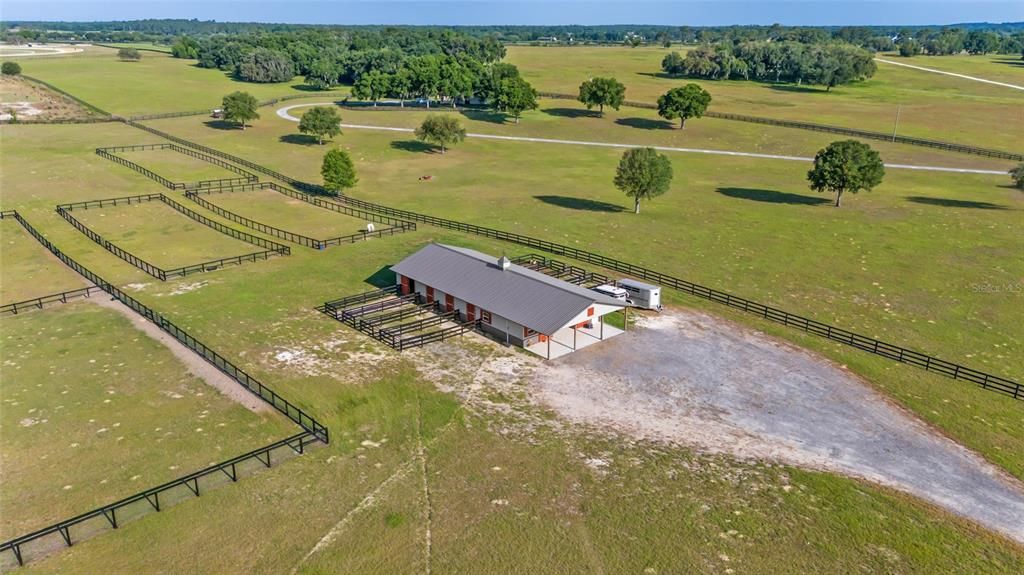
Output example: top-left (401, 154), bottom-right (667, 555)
top-left (445, 294), bottom-right (454, 312)
top-left (466, 303), bottom-right (476, 322)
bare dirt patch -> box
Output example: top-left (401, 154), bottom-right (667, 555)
top-left (0, 75), bottom-right (97, 122)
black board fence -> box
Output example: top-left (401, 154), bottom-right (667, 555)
top-left (1, 431), bottom-right (316, 567)
top-left (0, 286), bottom-right (104, 315)
top-left (184, 184), bottom-right (415, 249)
top-left (0, 210), bottom-right (329, 566)
top-left (95, 143), bottom-right (259, 191)
top-left (536, 91), bottom-right (1023, 162)
top-left (56, 194), bottom-right (290, 281)
top-left (123, 121), bottom-right (1022, 400)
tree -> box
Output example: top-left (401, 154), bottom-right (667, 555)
top-left (236, 48), bottom-right (294, 83)
top-left (305, 58), bottom-right (338, 90)
top-left (898, 38), bottom-right (921, 57)
top-left (170, 37), bottom-right (199, 59)
top-left (614, 148), bottom-right (673, 214)
top-left (577, 77), bottom-right (625, 116)
top-left (414, 115), bottom-right (466, 154)
top-left (1, 61), bottom-right (21, 76)
top-left (661, 51), bottom-right (685, 75)
top-left (321, 149), bottom-right (357, 193)
top-left (221, 91), bottom-right (260, 130)
top-left (807, 140), bottom-right (885, 207)
top-left (1010, 163), bottom-right (1024, 190)
top-left (298, 106), bottom-right (342, 144)
top-left (352, 69), bottom-right (390, 106)
top-left (657, 84), bottom-right (712, 129)
top-left (496, 76), bottom-right (538, 123)
top-left (117, 48), bottom-right (141, 61)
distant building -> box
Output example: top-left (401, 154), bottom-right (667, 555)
top-left (391, 243), bottom-right (627, 359)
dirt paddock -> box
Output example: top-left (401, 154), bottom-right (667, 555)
top-left (474, 309), bottom-right (1024, 543)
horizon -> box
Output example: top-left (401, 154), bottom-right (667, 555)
top-left (3, 1), bottom-right (1023, 28)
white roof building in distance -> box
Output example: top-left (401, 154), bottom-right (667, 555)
top-left (391, 243), bottom-right (628, 359)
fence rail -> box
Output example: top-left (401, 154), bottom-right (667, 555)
top-left (0, 431), bottom-right (316, 567)
top-left (184, 187), bottom-right (414, 249)
top-left (127, 122), bottom-right (1022, 400)
top-left (536, 91), bottom-right (1023, 162)
top-left (56, 194), bottom-right (289, 281)
top-left (96, 144), bottom-right (259, 191)
top-left (0, 286), bottom-right (104, 315)
top-left (125, 91), bottom-right (345, 121)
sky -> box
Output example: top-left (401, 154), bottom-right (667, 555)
top-left (2, 1), bottom-right (1022, 27)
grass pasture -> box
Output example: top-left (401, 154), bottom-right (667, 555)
top-left (68, 199), bottom-right (274, 270)
top-left (0, 300), bottom-right (293, 541)
top-left (877, 52), bottom-right (1024, 86)
top-left (115, 146), bottom-right (253, 185)
top-left (505, 45), bottom-right (1024, 151)
top-left (195, 188), bottom-right (383, 240)
top-left (0, 218), bottom-right (87, 303)
top-left (286, 98), bottom-right (1015, 171)
top-left (6, 47), bottom-right (345, 116)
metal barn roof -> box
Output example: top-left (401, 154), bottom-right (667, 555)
top-left (391, 243), bottom-right (625, 335)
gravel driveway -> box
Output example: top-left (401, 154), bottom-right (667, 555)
top-left (529, 309), bottom-right (1024, 543)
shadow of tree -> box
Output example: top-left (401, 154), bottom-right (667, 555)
top-left (390, 140), bottom-right (435, 153)
top-left (767, 84), bottom-right (827, 94)
top-left (461, 109), bottom-right (507, 124)
top-left (279, 134), bottom-right (320, 146)
top-left (534, 195), bottom-right (627, 212)
top-left (542, 107), bottom-right (602, 119)
top-left (906, 196), bottom-right (1009, 210)
top-left (716, 187), bottom-right (831, 205)
top-left (204, 120), bottom-right (240, 131)
top-left (992, 58), bottom-right (1024, 68)
top-left (615, 117), bottom-right (674, 130)
top-left (364, 266), bottom-right (396, 288)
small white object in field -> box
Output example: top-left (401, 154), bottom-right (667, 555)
top-left (366, 223), bottom-right (375, 233)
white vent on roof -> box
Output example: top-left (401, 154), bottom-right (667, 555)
top-left (498, 256), bottom-right (511, 270)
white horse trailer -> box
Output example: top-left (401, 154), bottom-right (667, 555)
top-left (617, 279), bottom-right (661, 310)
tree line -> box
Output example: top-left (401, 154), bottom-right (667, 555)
top-left (5, 20), bottom-right (1024, 48)
top-left (662, 41), bottom-right (876, 90)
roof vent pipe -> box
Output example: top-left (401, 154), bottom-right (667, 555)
top-left (498, 256), bottom-right (511, 270)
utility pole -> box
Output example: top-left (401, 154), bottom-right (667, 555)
top-left (891, 105), bottom-right (901, 142)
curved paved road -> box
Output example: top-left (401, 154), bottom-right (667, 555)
top-left (876, 57), bottom-right (1024, 91)
top-left (277, 103), bottom-right (1008, 175)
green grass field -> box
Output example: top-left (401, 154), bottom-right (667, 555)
top-left (1, 42), bottom-right (1022, 572)
top-left (0, 301), bottom-right (293, 541)
top-left (70, 200), bottom-right (272, 269)
top-left (286, 98), bottom-right (1015, 171)
top-left (1, 220), bottom-right (88, 302)
top-left (197, 188), bottom-right (378, 238)
top-left (877, 52), bottom-right (1024, 85)
top-left (505, 45), bottom-right (1024, 151)
top-left (116, 147), bottom-right (250, 184)
top-left (6, 47), bottom-right (345, 116)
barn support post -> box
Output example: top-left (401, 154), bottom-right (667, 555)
top-left (547, 336), bottom-right (551, 360)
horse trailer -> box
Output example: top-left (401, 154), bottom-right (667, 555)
top-left (617, 279), bottom-right (662, 310)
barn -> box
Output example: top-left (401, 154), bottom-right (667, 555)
top-left (391, 243), bottom-right (627, 359)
